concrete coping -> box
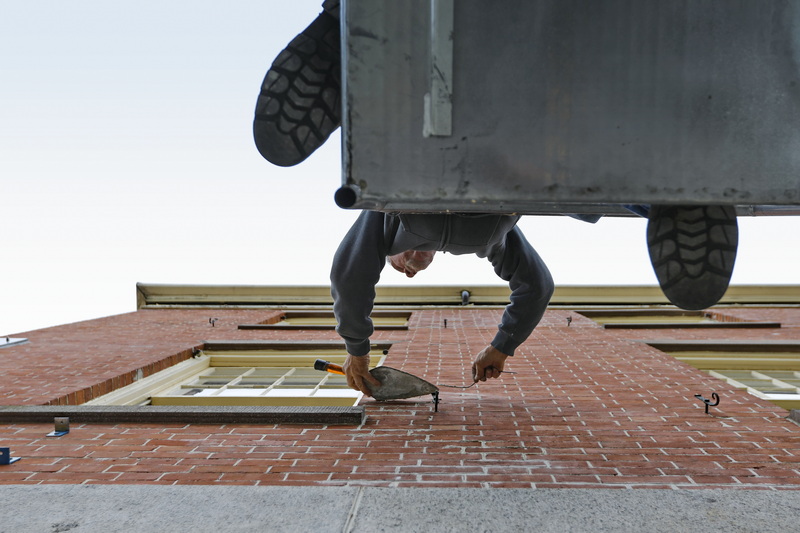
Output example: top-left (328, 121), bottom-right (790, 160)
top-left (0, 405), bottom-right (366, 425)
top-left (0, 337), bottom-right (28, 349)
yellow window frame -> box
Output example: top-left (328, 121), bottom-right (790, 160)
top-left (239, 310), bottom-right (411, 330)
top-left (649, 341), bottom-right (800, 409)
top-left (86, 342), bottom-right (390, 407)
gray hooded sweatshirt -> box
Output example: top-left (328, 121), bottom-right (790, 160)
top-left (330, 211), bottom-right (554, 357)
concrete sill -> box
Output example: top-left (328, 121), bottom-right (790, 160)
top-left (0, 405), bottom-right (366, 425)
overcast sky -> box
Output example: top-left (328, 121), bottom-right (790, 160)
top-left (2, 0), bottom-right (800, 335)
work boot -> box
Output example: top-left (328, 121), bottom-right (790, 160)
top-left (253, 0), bottom-right (341, 167)
top-left (646, 205), bottom-right (738, 310)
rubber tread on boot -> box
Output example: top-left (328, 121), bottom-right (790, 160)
top-left (253, 11), bottom-right (341, 167)
top-left (647, 205), bottom-right (738, 310)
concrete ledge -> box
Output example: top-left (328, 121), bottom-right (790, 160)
top-left (0, 337), bottom-right (28, 349)
top-left (202, 340), bottom-right (394, 352)
top-left (0, 405), bottom-right (366, 425)
top-left (3, 486), bottom-right (800, 532)
top-left (137, 283), bottom-right (800, 308)
top-left (605, 322), bottom-right (781, 329)
top-left (644, 340), bottom-right (800, 351)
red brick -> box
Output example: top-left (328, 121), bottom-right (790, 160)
top-left (2, 305), bottom-right (800, 488)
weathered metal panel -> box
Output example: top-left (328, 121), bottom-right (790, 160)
top-left (340, 0), bottom-right (800, 213)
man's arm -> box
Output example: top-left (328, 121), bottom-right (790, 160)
top-left (330, 211), bottom-right (389, 394)
top-left (476, 226), bottom-right (554, 379)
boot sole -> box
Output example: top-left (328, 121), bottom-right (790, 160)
top-left (647, 205), bottom-right (738, 310)
top-left (253, 12), bottom-right (341, 167)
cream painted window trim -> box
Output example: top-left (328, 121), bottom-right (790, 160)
top-left (709, 370), bottom-right (800, 410)
top-left (84, 355), bottom-right (211, 406)
top-left (669, 351), bottom-right (800, 371)
top-left (238, 310), bottom-right (411, 330)
top-left (578, 309), bottom-right (780, 329)
top-left (648, 341), bottom-right (800, 410)
top-left (88, 346), bottom-right (388, 407)
top-left (137, 283), bottom-right (800, 308)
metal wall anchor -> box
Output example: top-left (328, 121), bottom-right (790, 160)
top-left (46, 417), bottom-right (70, 437)
top-left (432, 391), bottom-right (440, 412)
top-left (209, 318), bottom-right (219, 327)
top-left (695, 392), bottom-right (720, 414)
top-left (0, 447), bottom-right (20, 465)
top-left (566, 316), bottom-right (572, 327)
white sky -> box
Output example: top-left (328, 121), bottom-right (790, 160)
top-left (2, 0), bottom-right (799, 335)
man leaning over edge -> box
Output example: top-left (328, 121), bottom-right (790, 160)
top-left (329, 211), bottom-right (555, 395)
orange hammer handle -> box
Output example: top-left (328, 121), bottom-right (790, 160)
top-left (314, 359), bottom-right (345, 375)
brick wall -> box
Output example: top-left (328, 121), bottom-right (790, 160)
top-left (1, 304), bottom-right (799, 488)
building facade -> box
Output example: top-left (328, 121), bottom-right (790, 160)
top-left (1, 284), bottom-right (799, 488)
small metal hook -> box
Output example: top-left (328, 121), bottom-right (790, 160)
top-left (695, 392), bottom-right (720, 414)
top-left (566, 316), bottom-right (572, 327)
top-left (443, 318), bottom-right (447, 328)
top-left (209, 318), bottom-right (219, 327)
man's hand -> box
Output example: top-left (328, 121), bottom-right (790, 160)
top-left (343, 354), bottom-right (382, 396)
top-left (472, 345), bottom-right (510, 382)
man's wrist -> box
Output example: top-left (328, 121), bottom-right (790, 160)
top-left (490, 337), bottom-right (515, 357)
top-left (345, 339), bottom-right (371, 357)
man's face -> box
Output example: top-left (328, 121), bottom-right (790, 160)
top-left (388, 250), bottom-right (436, 278)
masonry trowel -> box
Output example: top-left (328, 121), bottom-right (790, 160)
top-left (314, 359), bottom-right (440, 409)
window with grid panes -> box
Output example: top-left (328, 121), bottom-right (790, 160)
top-left (85, 342), bottom-right (390, 407)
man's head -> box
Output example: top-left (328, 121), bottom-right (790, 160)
top-left (388, 250), bottom-right (436, 278)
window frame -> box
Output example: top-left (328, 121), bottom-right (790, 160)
top-left (85, 341), bottom-right (392, 407)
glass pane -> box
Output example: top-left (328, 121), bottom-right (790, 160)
top-left (275, 377), bottom-right (325, 387)
top-left (234, 379), bottom-right (278, 388)
top-left (290, 369), bottom-right (325, 377)
top-left (181, 388), bottom-right (219, 397)
top-left (204, 368), bottom-right (250, 377)
top-left (192, 378), bottom-right (233, 387)
top-left (319, 375), bottom-right (351, 389)
top-left (216, 389), bottom-right (268, 397)
top-left (250, 368), bottom-right (293, 378)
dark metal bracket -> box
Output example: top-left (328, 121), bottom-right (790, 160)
top-left (46, 417), bottom-right (70, 437)
top-left (432, 391), bottom-right (440, 412)
top-left (695, 392), bottom-right (720, 414)
top-left (0, 447), bottom-right (20, 465)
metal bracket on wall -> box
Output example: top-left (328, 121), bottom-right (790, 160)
top-left (0, 447), bottom-right (20, 465)
top-left (423, 0), bottom-right (453, 137)
top-left (46, 417), bottom-right (70, 437)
